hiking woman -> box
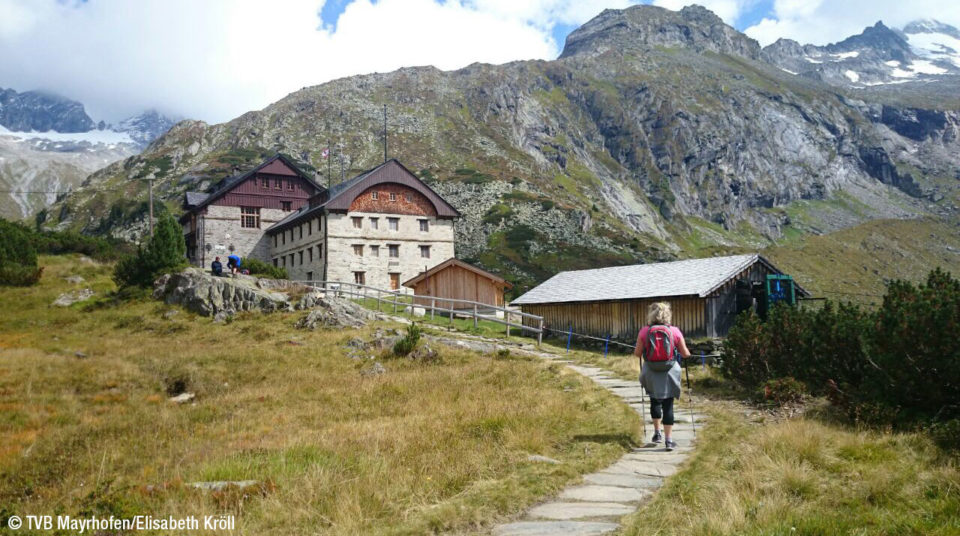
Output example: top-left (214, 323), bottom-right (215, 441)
top-left (634, 302), bottom-right (690, 451)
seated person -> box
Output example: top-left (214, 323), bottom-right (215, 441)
top-left (211, 257), bottom-right (223, 276)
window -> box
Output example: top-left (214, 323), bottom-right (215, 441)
top-left (404, 193), bottom-right (412, 202)
top-left (317, 217), bottom-right (323, 232)
top-left (289, 254), bottom-right (294, 266)
top-left (388, 217), bottom-right (399, 231)
top-left (281, 201), bottom-right (292, 211)
top-left (308, 248), bottom-right (313, 262)
top-left (352, 217), bottom-right (363, 229)
top-left (306, 271), bottom-right (313, 281)
top-left (261, 177), bottom-right (269, 188)
top-left (273, 258), bottom-right (278, 267)
top-left (371, 191), bottom-right (379, 200)
top-left (353, 272), bottom-right (365, 285)
top-left (281, 232), bottom-right (286, 245)
top-left (370, 245), bottom-right (379, 257)
top-left (318, 245), bottom-right (323, 259)
top-left (273, 235), bottom-right (277, 248)
top-left (307, 220), bottom-right (312, 236)
top-left (288, 229), bottom-right (294, 243)
top-left (298, 251), bottom-right (303, 265)
top-left (282, 256), bottom-right (286, 267)
top-left (298, 225), bottom-right (302, 239)
top-left (389, 192), bottom-right (397, 201)
top-left (275, 178), bottom-right (282, 189)
top-left (353, 244), bottom-right (364, 256)
top-left (388, 244), bottom-right (399, 258)
top-left (287, 180), bottom-right (294, 191)
top-left (420, 245), bottom-right (431, 259)
top-left (419, 219), bottom-right (429, 232)
top-left (369, 217), bottom-right (379, 230)
top-left (240, 206), bottom-right (260, 228)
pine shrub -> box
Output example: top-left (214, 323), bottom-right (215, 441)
top-left (0, 219), bottom-right (42, 286)
top-left (113, 213), bottom-right (187, 288)
top-left (244, 258), bottom-right (288, 280)
top-left (393, 323), bottom-right (422, 357)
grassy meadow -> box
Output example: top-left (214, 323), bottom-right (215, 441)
top-left (0, 256), bottom-right (638, 535)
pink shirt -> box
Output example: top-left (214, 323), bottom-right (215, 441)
top-left (635, 325), bottom-right (684, 357)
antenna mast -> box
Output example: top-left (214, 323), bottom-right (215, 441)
top-left (383, 104), bottom-right (387, 163)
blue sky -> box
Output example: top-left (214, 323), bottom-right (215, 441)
top-left (0, 0), bottom-right (957, 123)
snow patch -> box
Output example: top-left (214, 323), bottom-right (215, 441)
top-left (779, 67), bottom-right (798, 75)
top-left (909, 59), bottom-right (948, 74)
top-left (907, 31), bottom-right (960, 67)
top-left (890, 67), bottom-right (916, 78)
top-left (834, 51), bottom-right (860, 60)
top-left (0, 125), bottom-right (134, 146)
top-left (885, 60), bottom-right (901, 67)
top-left (844, 70), bottom-right (860, 82)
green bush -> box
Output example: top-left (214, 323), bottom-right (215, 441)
top-left (243, 258), bottom-right (288, 279)
top-left (759, 377), bottom-right (806, 406)
top-left (113, 212), bottom-right (187, 288)
top-left (392, 323), bottom-right (422, 357)
top-left (0, 219), bottom-right (42, 286)
top-left (722, 269), bottom-right (960, 438)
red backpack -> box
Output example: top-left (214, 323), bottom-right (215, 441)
top-left (643, 324), bottom-right (676, 363)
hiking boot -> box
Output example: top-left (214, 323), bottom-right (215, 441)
top-left (664, 439), bottom-right (677, 451)
top-left (651, 431), bottom-right (663, 443)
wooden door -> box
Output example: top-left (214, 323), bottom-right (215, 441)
top-left (389, 273), bottom-right (400, 290)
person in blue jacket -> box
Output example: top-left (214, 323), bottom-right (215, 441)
top-left (227, 254), bottom-right (242, 274)
top-left (211, 256), bottom-right (223, 276)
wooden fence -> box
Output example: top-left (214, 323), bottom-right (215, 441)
top-left (295, 280), bottom-right (545, 345)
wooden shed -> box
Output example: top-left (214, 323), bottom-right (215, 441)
top-left (403, 258), bottom-right (512, 310)
top-left (511, 254), bottom-right (809, 340)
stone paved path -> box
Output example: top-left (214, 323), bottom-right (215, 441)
top-left (490, 360), bottom-right (707, 536)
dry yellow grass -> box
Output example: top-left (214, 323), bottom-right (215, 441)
top-left (0, 256), bottom-right (638, 535)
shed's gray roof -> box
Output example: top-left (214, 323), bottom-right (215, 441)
top-left (184, 191), bottom-right (209, 207)
top-left (512, 254), bottom-right (793, 305)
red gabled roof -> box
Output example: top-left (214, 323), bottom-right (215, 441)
top-left (403, 257), bottom-right (513, 289)
top-left (182, 153), bottom-right (324, 215)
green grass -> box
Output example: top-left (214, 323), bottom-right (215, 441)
top-left (0, 255), bottom-right (638, 535)
top-left (619, 406), bottom-right (960, 536)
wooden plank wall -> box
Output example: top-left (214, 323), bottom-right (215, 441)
top-left (413, 266), bottom-right (504, 308)
top-left (520, 296), bottom-right (707, 342)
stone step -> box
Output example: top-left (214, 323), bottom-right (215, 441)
top-left (528, 502), bottom-right (635, 521)
top-left (583, 472), bottom-right (663, 489)
top-left (493, 521), bottom-right (620, 536)
top-left (605, 459), bottom-right (679, 478)
top-left (558, 485), bottom-right (650, 503)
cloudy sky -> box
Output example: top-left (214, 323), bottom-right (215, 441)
top-left (1, 0), bottom-right (958, 124)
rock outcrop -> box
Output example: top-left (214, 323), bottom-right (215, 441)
top-left (153, 268), bottom-right (380, 328)
top-left (153, 268), bottom-right (291, 316)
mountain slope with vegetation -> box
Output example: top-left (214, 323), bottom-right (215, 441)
top-left (42, 5), bottom-right (960, 293)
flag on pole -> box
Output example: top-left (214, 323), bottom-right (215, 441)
top-left (321, 148), bottom-right (329, 159)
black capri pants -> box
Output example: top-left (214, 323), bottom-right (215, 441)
top-left (649, 397), bottom-right (675, 425)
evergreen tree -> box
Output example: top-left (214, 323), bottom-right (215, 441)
top-left (0, 219), bottom-right (42, 286)
top-left (113, 212), bottom-right (187, 288)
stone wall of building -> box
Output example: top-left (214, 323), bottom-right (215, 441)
top-left (271, 214), bottom-right (325, 281)
top-left (325, 212), bottom-right (455, 291)
top-left (199, 205), bottom-right (287, 267)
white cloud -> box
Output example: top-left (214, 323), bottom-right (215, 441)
top-left (744, 0), bottom-right (960, 46)
top-left (651, 0), bottom-right (756, 25)
top-left (0, 0), bottom-right (634, 124)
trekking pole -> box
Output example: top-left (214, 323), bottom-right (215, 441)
top-left (683, 355), bottom-right (697, 438)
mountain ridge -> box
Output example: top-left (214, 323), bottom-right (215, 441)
top-left (37, 4), bottom-right (960, 292)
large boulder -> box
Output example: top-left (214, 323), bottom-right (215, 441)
top-left (153, 268), bottom-right (294, 317)
top-left (295, 298), bottom-right (378, 330)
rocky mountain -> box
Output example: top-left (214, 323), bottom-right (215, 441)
top-left (0, 88), bottom-right (178, 219)
top-left (0, 88), bottom-right (95, 133)
top-left (762, 20), bottom-right (960, 87)
top-left (43, 4), bottom-right (960, 293)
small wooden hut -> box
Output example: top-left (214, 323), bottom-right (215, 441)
top-left (403, 258), bottom-right (512, 310)
top-left (511, 254), bottom-right (809, 340)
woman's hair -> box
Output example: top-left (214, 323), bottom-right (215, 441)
top-left (647, 302), bottom-right (672, 325)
